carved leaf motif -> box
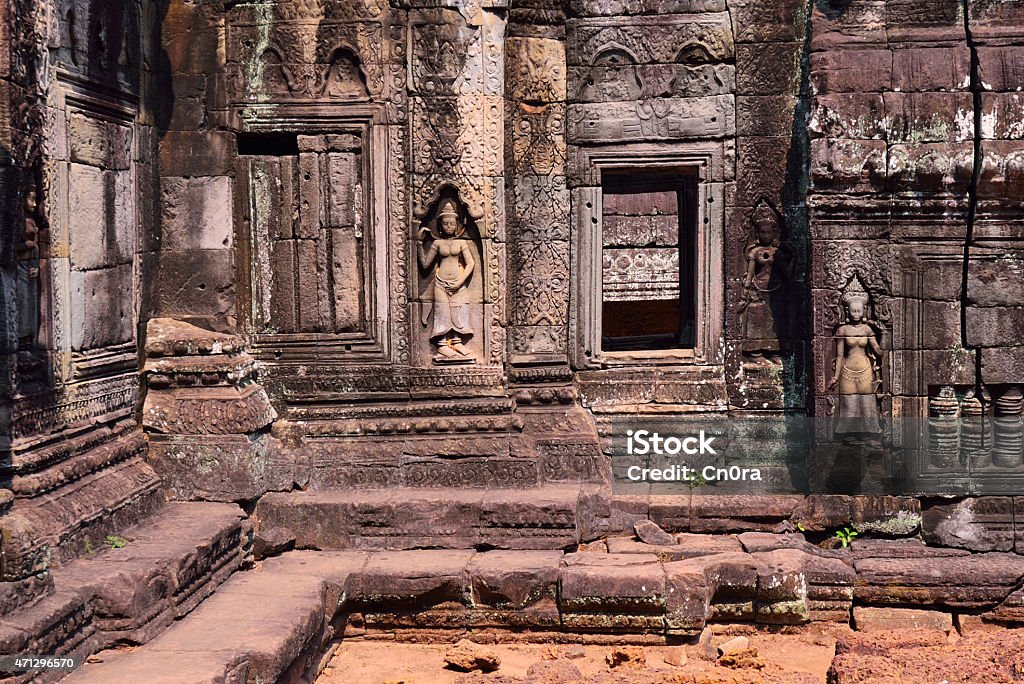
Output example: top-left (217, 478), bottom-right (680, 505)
top-left (515, 242), bottom-right (569, 326)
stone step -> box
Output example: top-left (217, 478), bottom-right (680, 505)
top-left (0, 591), bottom-right (96, 684)
top-left (253, 485), bottom-right (588, 552)
top-left (60, 539), bottom-right (858, 682)
top-left (0, 502), bottom-right (246, 683)
top-left (65, 571), bottom-right (330, 684)
top-left (254, 488), bottom-right (935, 555)
top-left (64, 530), bottom-right (1024, 683)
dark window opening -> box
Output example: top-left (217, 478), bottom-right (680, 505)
top-left (237, 132), bottom-right (300, 157)
top-left (601, 170), bottom-right (697, 352)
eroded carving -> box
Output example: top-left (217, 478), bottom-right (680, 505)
top-left (739, 200), bottom-right (791, 365)
top-left (418, 196), bottom-right (482, 364)
top-left (828, 276), bottom-right (884, 444)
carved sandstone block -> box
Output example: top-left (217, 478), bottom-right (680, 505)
top-left (810, 0), bottom-right (886, 50)
top-left (69, 265), bottom-right (134, 351)
top-left (566, 13), bottom-right (735, 67)
top-left (569, 0), bottom-right (726, 16)
top-left (161, 176), bottom-right (234, 251)
top-left (980, 93), bottom-right (1024, 140)
top-left (977, 46), bottom-right (1024, 93)
top-left (567, 96), bottom-right (735, 144)
top-left (810, 49), bottom-right (892, 94)
top-left (156, 250), bottom-right (236, 323)
top-left (965, 306), bottom-right (1024, 348)
top-left (736, 95), bottom-right (799, 137)
top-left (729, 0), bottom-right (808, 44)
top-left (892, 46), bottom-right (970, 92)
top-left (883, 92), bottom-right (974, 144)
top-left (736, 42), bottom-right (802, 95)
top-left (506, 37), bottom-right (566, 102)
top-left (810, 93), bottom-right (886, 140)
top-left (810, 138), bottom-right (887, 193)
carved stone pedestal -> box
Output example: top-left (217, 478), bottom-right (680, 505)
top-left (142, 319), bottom-right (280, 503)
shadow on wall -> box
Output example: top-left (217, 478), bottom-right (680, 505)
top-left (0, 141), bottom-right (58, 492)
top-left (772, 0), bottom-right (815, 491)
top-left (814, 0), bottom-right (854, 20)
top-left (139, 0), bottom-right (172, 355)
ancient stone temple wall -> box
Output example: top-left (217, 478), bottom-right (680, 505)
top-left (1, 0), bottom-right (1023, 586)
top-left (0, 0), bottom-right (164, 606)
top-left (807, 0), bottom-right (1024, 493)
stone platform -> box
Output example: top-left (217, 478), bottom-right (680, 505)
top-left (252, 488), bottom-right (926, 552)
top-left (0, 503), bottom-right (247, 683)
top-left (61, 531), bottom-right (1024, 683)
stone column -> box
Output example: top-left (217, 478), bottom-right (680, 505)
top-left (728, 0), bottom-right (810, 410)
top-left (505, 5), bottom-right (571, 379)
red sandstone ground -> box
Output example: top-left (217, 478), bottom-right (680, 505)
top-left (316, 628), bottom-right (1024, 683)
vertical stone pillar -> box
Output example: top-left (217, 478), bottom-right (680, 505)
top-left (505, 5), bottom-right (570, 378)
top-left (928, 386), bottom-right (960, 468)
top-left (408, 4), bottom-right (506, 371)
top-left (155, 0), bottom-right (236, 333)
top-left (966, 1), bottom-right (1024, 388)
top-left (960, 391), bottom-right (990, 469)
top-left (729, 0), bottom-right (810, 410)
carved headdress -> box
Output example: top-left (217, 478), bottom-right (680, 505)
top-left (747, 200), bottom-right (781, 247)
top-left (437, 199), bottom-right (458, 221)
top-left (432, 198), bottom-right (466, 238)
top-left (841, 274), bottom-right (870, 308)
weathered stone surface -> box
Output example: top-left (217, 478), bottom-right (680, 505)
top-left (738, 532), bottom-right (849, 560)
top-left (633, 520), bottom-right (676, 546)
top-left (156, 249), bottom-right (236, 323)
top-left (922, 498), bottom-right (1015, 552)
top-left (690, 496), bottom-right (802, 533)
top-left (66, 651), bottom-right (249, 684)
top-left (444, 640), bottom-right (501, 673)
top-left (560, 554), bottom-right (666, 630)
top-left (851, 538), bottom-right (972, 560)
top-left (69, 265), bottom-right (135, 350)
top-left (158, 131), bottom-right (234, 177)
top-left (854, 606), bottom-right (953, 632)
top-left (468, 550), bottom-right (561, 610)
top-left (854, 553), bottom-right (1024, 608)
top-left (68, 571), bottom-right (328, 684)
top-left (161, 176), bottom-right (234, 251)
top-left (0, 591), bottom-right (97, 671)
top-left (50, 502), bottom-right (244, 647)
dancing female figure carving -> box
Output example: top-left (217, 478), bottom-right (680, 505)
top-left (828, 276), bottom-right (883, 443)
top-left (739, 201), bottom-right (790, 364)
top-left (418, 199), bottom-right (475, 361)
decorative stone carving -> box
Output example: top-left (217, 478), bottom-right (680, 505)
top-left (739, 200), bottom-right (790, 365)
top-left (959, 391), bottom-right (990, 469)
top-left (928, 386), bottom-right (961, 468)
top-left (568, 95), bottom-right (735, 144)
top-left (828, 276), bottom-right (884, 444)
top-left (143, 319), bottom-right (281, 502)
top-left (417, 197), bottom-right (482, 364)
top-left (514, 242), bottom-right (570, 327)
top-left (992, 386), bottom-right (1023, 468)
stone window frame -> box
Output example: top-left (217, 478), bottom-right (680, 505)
top-left (233, 104), bottom-right (392, 363)
top-left (570, 142), bottom-right (725, 370)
